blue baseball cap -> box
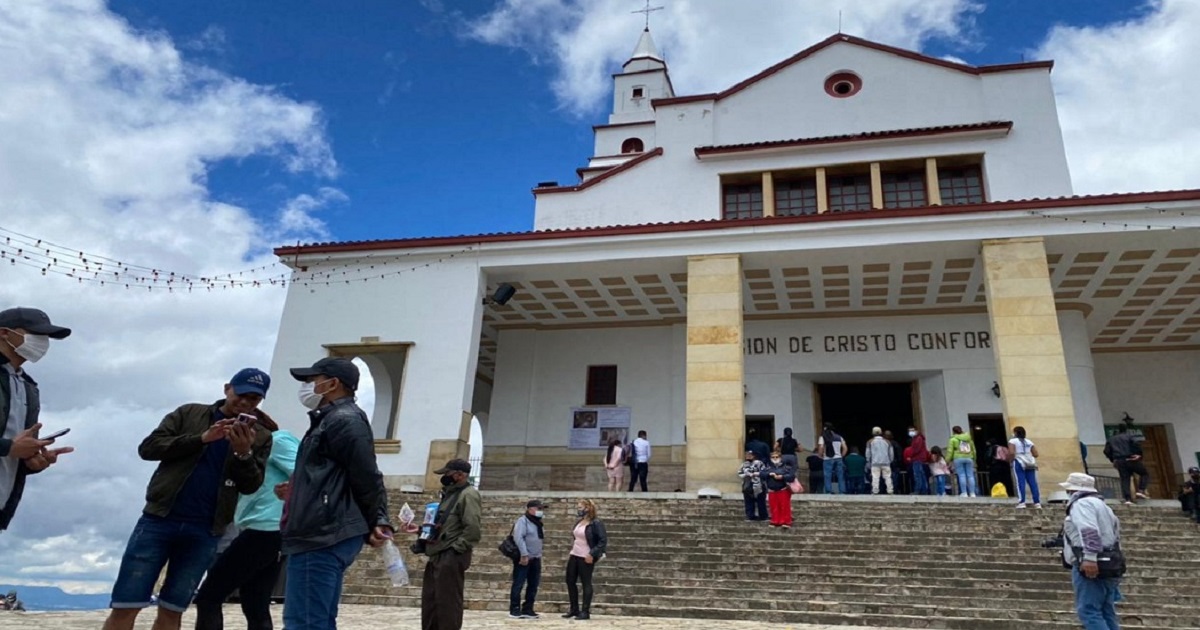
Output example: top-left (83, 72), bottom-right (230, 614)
top-left (230, 368), bottom-right (270, 397)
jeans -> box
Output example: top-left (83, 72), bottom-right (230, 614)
top-left (628, 462), bottom-right (648, 492)
top-left (564, 555), bottom-right (595, 614)
top-left (742, 489), bottom-right (767, 520)
top-left (1115, 460), bottom-right (1149, 501)
top-left (282, 535), bottom-right (364, 630)
top-left (1014, 462), bottom-right (1041, 505)
top-left (194, 529), bottom-right (283, 630)
top-left (422, 549), bottom-right (472, 630)
top-left (934, 475), bottom-right (949, 496)
top-left (822, 458), bottom-right (846, 494)
top-left (1072, 567), bottom-right (1121, 630)
top-left (509, 557), bottom-right (541, 615)
top-left (953, 458), bottom-right (977, 496)
top-left (846, 476), bottom-right (865, 495)
top-left (110, 514), bottom-right (221, 612)
top-left (910, 462), bottom-right (929, 495)
top-left (870, 465), bottom-right (893, 494)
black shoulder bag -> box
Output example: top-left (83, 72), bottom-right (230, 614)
top-left (498, 521), bottom-right (521, 561)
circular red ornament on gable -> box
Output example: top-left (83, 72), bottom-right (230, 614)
top-left (824, 72), bottom-right (862, 98)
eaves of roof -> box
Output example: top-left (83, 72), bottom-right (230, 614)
top-left (694, 121), bottom-right (1013, 157)
top-left (273, 189), bottom-right (1200, 257)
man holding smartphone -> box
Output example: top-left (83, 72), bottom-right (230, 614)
top-left (0, 307), bottom-right (73, 533)
top-left (103, 368), bottom-right (274, 630)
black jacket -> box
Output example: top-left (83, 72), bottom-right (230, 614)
top-left (761, 462), bottom-right (796, 492)
top-left (1103, 433), bottom-right (1142, 462)
top-left (0, 357), bottom-right (42, 531)
top-left (281, 397), bottom-right (391, 554)
top-left (575, 519), bottom-right (607, 562)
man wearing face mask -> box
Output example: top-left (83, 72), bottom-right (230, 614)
top-left (281, 357), bottom-right (392, 630)
top-left (0, 307), bottom-right (73, 533)
top-left (509, 499), bottom-right (545, 619)
top-left (419, 458), bottom-right (482, 630)
top-left (105, 368), bottom-right (272, 630)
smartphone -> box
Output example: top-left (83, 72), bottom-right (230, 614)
top-left (237, 413), bottom-right (258, 426)
top-left (44, 428), bottom-right (70, 440)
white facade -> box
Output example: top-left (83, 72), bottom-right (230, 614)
top-left (269, 31), bottom-right (1200, 492)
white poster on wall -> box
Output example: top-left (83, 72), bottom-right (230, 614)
top-left (569, 407), bottom-right (632, 449)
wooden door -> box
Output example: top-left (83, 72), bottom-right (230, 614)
top-left (1138, 425), bottom-right (1174, 499)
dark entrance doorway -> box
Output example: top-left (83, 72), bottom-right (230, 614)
top-left (969, 413), bottom-right (1010, 496)
top-left (745, 415), bottom-right (776, 454)
top-left (815, 383), bottom-right (918, 457)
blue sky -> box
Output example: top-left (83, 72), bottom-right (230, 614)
top-left (105, 0), bottom-right (1155, 244)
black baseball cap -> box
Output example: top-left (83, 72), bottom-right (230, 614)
top-left (526, 499), bottom-right (544, 509)
top-left (289, 357), bottom-right (360, 391)
top-left (434, 459), bottom-right (471, 474)
top-left (0, 307), bottom-right (71, 339)
top-left (1189, 467), bottom-right (1199, 474)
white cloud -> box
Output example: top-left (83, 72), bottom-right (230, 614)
top-left (0, 0), bottom-right (338, 591)
top-left (1036, 0), bottom-right (1200, 194)
top-left (468, 0), bottom-right (982, 114)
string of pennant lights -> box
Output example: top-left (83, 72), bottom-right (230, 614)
top-left (1027, 207), bottom-right (1200, 231)
top-left (0, 225), bottom-right (475, 292)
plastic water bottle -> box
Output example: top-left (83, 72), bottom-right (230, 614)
top-left (381, 539), bottom-right (409, 587)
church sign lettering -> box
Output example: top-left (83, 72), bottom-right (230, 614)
top-left (744, 330), bottom-right (991, 356)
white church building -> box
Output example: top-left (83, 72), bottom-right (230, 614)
top-left (268, 31), bottom-right (1200, 497)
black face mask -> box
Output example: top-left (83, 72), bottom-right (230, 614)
top-left (440, 474), bottom-right (457, 486)
top-left (576, 509), bottom-right (587, 518)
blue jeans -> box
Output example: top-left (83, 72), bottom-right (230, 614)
top-left (110, 514), bottom-right (220, 612)
top-left (910, 462), bottom-right (929, 495)
top-left (934, 475), bottom-right (949, 496)
top-left (283, 535), bottom-right (365, 630)
top-left (822, 458), bottom-right (846, 494)
top-left (510, 557), bottom-right (542, 615)
top-left (953, 458), bottom-right (977, 496)
top-left (1072, 567), bottom-right (1121, 630)
top-left (1014, 461), bottom-right (1041, 504)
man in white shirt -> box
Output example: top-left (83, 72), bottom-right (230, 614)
top-left (1, 307), bottom-right (73, 532)
top-left (628, 431), bottom-right (651, 492)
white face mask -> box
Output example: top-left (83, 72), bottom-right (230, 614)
top-left (297, 380), bottom-right (329, 410)
top-left (4, 330), bottom-right (49, 363)
top-left (908, 431), bottom-right (917, 438)
top-left (534, 510), bottom-right (544, 518)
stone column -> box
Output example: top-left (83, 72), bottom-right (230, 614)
top-left (685, 255), bottom-right (745, 493)
top-left (981, 237), bottom-right (1083, 499)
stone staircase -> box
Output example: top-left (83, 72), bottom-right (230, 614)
top-left (344, 492), bottom-right (1200, 629)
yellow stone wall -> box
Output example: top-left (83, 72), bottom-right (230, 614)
top-left (685, 255), bottom-right (745, 492)
top-left (982, 237), bottom-right (1083, 497)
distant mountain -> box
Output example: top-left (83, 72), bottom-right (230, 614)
top-left (0, 584), bottom-right (109, 612)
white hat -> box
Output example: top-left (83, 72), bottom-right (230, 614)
top-left (872, 426), bottom-right (882, 435)
top-left (1059, 472), bottom-right (1096, 493)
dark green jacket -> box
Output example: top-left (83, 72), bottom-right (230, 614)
top-left (138, 400), bottom-right (273, 535)
top-left (0, 356), bottom-right (43, 531)
top-left (425, 481), bottom-right (482, 556)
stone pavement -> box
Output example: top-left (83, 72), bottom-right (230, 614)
top-left (0, 605), bottom-right (911, 629)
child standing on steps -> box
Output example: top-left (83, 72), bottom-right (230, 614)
top-left (929, 447), bottom-right (951, 496)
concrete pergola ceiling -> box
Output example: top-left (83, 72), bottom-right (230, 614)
top-left (474, 235), bottom-right (1200, 380)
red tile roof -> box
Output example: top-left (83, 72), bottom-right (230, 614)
top-left (533, 147), bottom-right (663, 195)
top-left (652, 34), bottom-right (1053, 108)
top-left (694, 121), bottom-right (1013, 157)
top-left (274, 189), bottom-right (1200, 257)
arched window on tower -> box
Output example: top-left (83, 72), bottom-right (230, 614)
top-left (621, 137), bottom-right (645, 154)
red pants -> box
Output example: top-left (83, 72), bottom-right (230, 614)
top-left (768, 490), bottom-right (792, 526)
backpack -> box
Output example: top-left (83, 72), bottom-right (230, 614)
top-left (993, 445), bottom-right (1009, 462)
top-left (956, 438), bottom-right (973, 455)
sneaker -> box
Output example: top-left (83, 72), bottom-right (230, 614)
top-left (969, 493), bottom-right (977, 498)
top-left (1034, 504), bottom-right (1043, 510)
top-left (510, 612), bottom-right (523, 619)
top-left (1123, 501), bottom-right (1134, 506)
top-left (521, 612), bottom-right (540, 619)
top-left (959, 493), bottom-right (968, 498)
top-left (1016, 503), bottom-right (1027, 509)
top-left (1135, 492), bottom-right (1150, 500)
top-left (782, 524), bottom-right (791, 529)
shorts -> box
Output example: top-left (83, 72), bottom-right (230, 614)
top-left (606, 467), bottom-right (624, 480)
top-left (109, 514), bottom-right (221, 612)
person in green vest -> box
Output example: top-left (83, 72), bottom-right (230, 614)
top-left (844, 447), bottom-right (867, 495)
top-left (948, 426), bottom-right (978, 497)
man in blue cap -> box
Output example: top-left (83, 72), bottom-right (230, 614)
top-left (0, 306), bottom-right (74, 532)
top-left (280, 357), bottom-right (391, 630)
top-left (104, 368), bottom-right (275, 630)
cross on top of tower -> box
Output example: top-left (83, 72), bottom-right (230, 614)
top-left (632, 0), bottom-right (664, 31)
